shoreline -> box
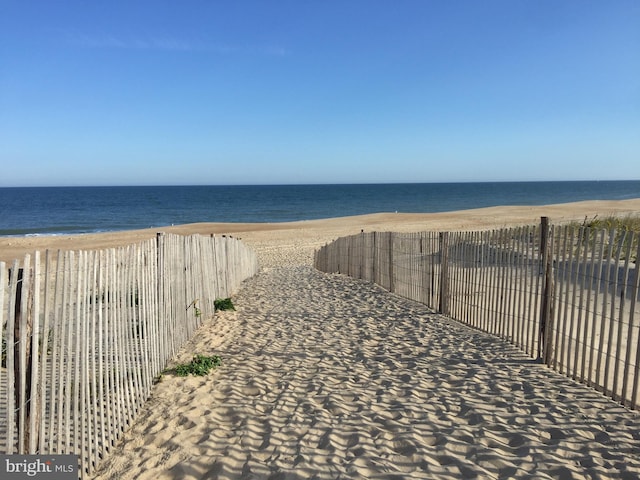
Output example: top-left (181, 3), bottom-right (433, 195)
top-left (2, 198), bottom-right (640, 264)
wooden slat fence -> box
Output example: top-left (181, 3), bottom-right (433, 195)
top-left (315, 220), bottom-right (640, 409)
top-left (0, 233), bottom-right (258, 477)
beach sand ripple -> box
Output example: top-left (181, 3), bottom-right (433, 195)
top-left (92, 264), bottom-right (640, 480)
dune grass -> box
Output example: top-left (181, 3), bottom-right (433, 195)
top-left (566, 214), bottom-right (640, 262)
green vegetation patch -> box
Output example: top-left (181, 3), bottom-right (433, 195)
top-left (214, 298), bottom-right (235, 311)
top-left (566, 214), bottom-right (640, 263)
top-left (577, 214), bottom-right (640, 233)
top-left (174, 354), bottom-right (222, 377)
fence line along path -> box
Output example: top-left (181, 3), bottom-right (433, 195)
top-left (1, 233), bottom-right (258, 477)
top-left (315, 218), bottom-right (640, 410)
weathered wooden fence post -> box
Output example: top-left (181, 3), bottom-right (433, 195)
top-left (372, 232), bottom-right (378, 284)
top-left (360, 230), bottom-right (365, 280)
top-left (439, 232), bottom-right (450, 316)
top-left (388, 232), bottom-right (395, 293)
top-left (420, 235), bottom-right (428, 306)
top-left (11, 259), bottom-right (40, 454)
top-left (156, 233), bottom-right (165, 364)
top-left (11, 266), bottom-right (22, 450)
top-left (539, 217), bottom-right (554, 362)
top-left (12, 266), bottom-right (26, 453)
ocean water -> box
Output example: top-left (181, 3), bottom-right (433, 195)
top-left (0, 181), bottom-right (639, 237)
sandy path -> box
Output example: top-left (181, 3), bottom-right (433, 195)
top-left (92, 263), bottom-right (640, 479)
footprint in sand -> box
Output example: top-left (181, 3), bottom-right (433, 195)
top-left (240, 382), bottom-right (261, 396)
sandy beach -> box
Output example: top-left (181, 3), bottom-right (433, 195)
top-left (3, 199), bottom-right (640, 479)
top-left (3, 199), bottom-right (640, 266)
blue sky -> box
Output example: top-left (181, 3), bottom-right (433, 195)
top-left (1, 1), bottom-right (638, 186)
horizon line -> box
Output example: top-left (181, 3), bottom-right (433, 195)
top-left (1, 179), bottom-right (638, 189)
